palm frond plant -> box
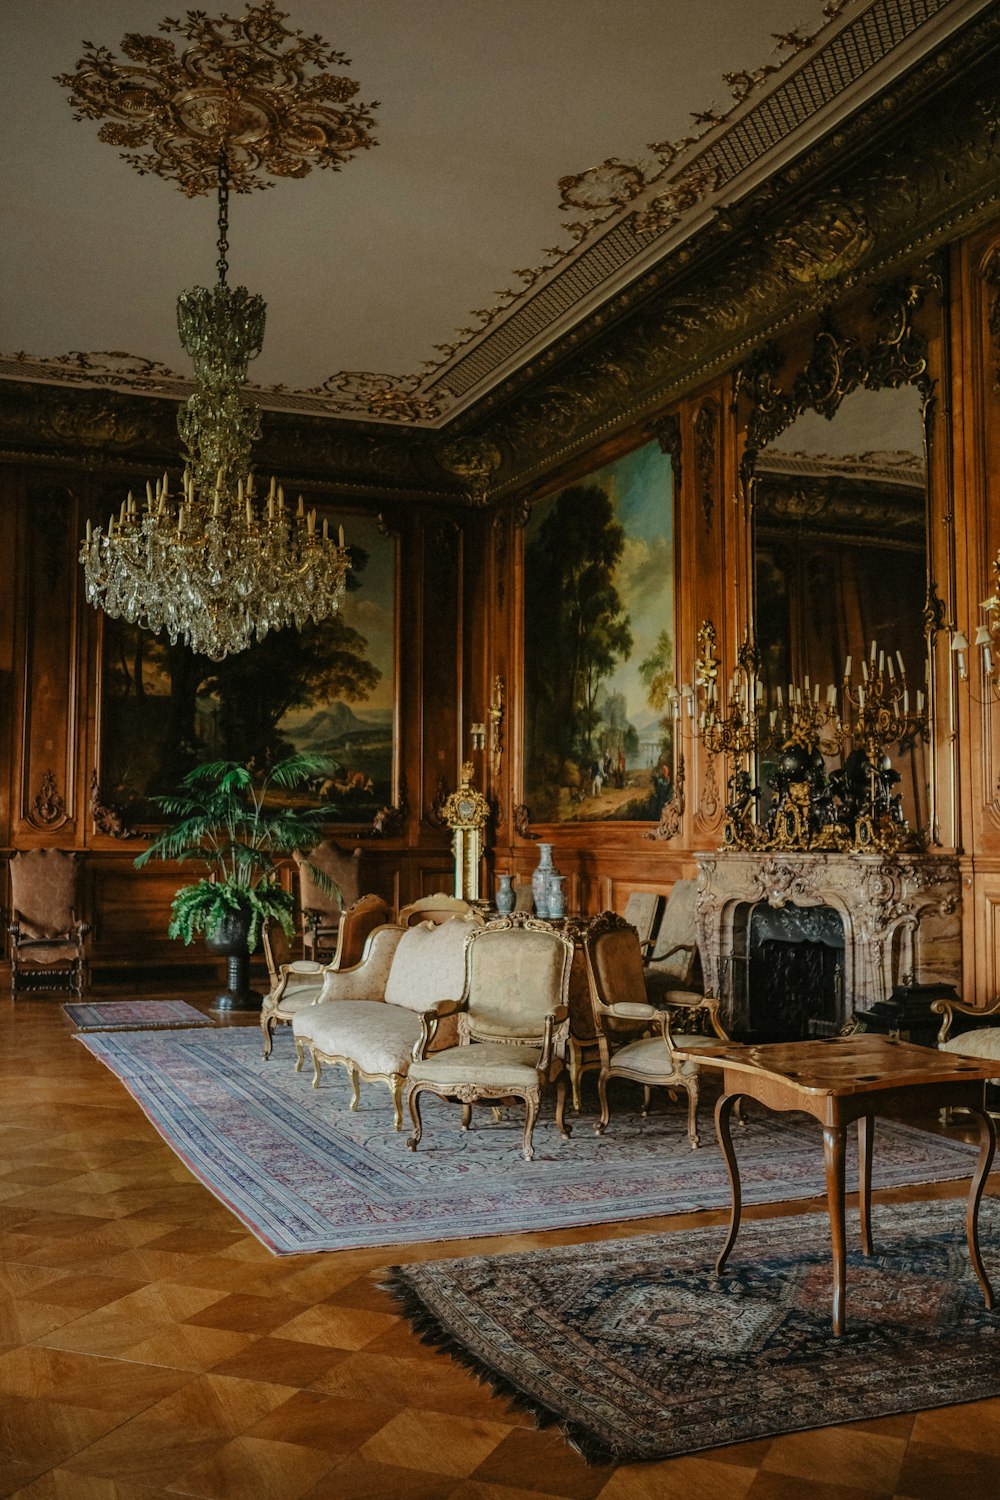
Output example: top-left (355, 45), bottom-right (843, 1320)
top-left (135, 753), bottom-right (340, 958)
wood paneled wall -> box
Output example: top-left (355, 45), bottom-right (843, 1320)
top-left (3, 217), bottom-right (1000, 1000)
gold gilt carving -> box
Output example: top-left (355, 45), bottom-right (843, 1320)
top-left (651, 414), bottom-right (682, 495)
top-left (489, 676), bottom-right (504, 781)
top-left (775, 193), bottom-right (874, 286)
top-left (438, 436), bottom-right (503, 506)
top-left (56, 2), bottom-right (378, 197)
top-left (90, 770), bottom-right (138, 840)
top-left (644, 753), bottom-right (685, 843)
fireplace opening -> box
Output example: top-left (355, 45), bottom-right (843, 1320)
top-left (746, 903), bottom-right (845, 1042)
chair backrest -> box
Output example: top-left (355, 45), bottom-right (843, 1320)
top-left (462, 914), bottom-right (575, 1041)
top-left (294, 840), bottom-right (364, 919)
top-left (9, 849), bottom-right (83, 937)
top-left (398, 894), bottom-right (484, 927)
top-left (582, 911), bottom-right (651, 1031)
top-left (331, 894), bottom-right (392, 969)
top-left (383, 916), bottom-right (475, 1013)
top-left (261, 918), bottom-right (293, 987)
top-left (619, 891), bottom-right (662, 950)
top-left (647, 878), bottom-right (700, 986)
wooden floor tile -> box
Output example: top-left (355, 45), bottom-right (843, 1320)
top-left (358, 1407), bottom-right (512, 1478)
top-left (0, 993), bottom-right (998, 1499)
top-left (759, 1427), bottom-right (906, 1490)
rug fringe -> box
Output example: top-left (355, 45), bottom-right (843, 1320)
top-left (379, 1271), bottom-right (622, 1467)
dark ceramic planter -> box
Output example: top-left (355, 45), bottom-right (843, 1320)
top-left (204, 905), bottom-right (262, 1013)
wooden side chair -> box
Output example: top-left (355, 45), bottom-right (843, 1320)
top-left (8, 849), bottom-right (90, 996)
top-left (260, 894), bottom-right (391, 1058)
top-left (406, 913), bottom-right (576, 1161)
top-left (582, 910), bottom-right (728, 1150)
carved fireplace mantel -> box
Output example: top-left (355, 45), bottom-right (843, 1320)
top-left (695, 850), bottom-right (961, 1038)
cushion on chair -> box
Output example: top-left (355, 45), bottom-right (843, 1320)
top-left (940, 1030), bottom-right (1000, 1062)
top-left (294, 1000), bottom-right (423, 1076)
top-left (409, 1041), bottom-right (543, 1090)
top-left (607, 1036), bottom-right (699, 1077)
top-left (272, 983), bottom-right (326, 1017)
top-left (465, 930), bottom-right (568, 1038)
top-left (382, 918), bottom-right (472, 1013)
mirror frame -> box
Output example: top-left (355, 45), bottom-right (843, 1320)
top-left (734, 271), bottom-right (946, 845)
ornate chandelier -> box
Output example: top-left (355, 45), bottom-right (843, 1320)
top-left (61, 3), bottom-right (379, 661)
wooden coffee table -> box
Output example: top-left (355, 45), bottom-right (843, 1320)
top-left (673, 1035), bottom-right (997, 1335)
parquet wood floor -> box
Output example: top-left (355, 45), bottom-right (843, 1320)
top-left (1, 988), bottom-right (998, 1499)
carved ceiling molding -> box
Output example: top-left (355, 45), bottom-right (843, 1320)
top-left (9, 0), bottom-right (992, 434)
top-left (469, 25), bottom-right (1000, 502)
top-left (56, 4), bottom-right (378, 197)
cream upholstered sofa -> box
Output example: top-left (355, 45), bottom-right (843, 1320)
top-left (291, 915), bottom-right (475, 1129)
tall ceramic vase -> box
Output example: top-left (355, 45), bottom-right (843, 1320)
top-left (532, 843), bottom-right (554, 917)
top-left (495, 874), bottom-right (516, 915)
top-left (547, 873), bottom-right (567, 919)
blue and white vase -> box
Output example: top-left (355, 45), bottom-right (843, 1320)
top-left (532, 843), bottom-right (554, 917)
top-left (546, 873), bottom-right (567, 920)
top-left (495, 873), bottom-right (515, 915)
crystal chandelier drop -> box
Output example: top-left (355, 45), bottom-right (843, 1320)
top-left (80, 153), bottom-right (349, 661)
top-left (63, 3), bottom-right (380, 662)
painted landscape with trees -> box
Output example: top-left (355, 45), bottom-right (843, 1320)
top-left (99, 513), bottom-right (395, 823)
top-left (522, 438), bottom-right (675, 823)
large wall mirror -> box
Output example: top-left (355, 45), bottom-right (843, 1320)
top-left (737, 286), bottom-right (938, 853)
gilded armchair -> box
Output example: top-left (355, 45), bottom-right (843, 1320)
top-left (406, 913), bottom-right (576, 1161)
top-left (260, 894), bottom-right (390, 1058)
top-left (582, 910), bottom-right (727, 1149)
top-left (8, 849), bottom-right (90, 996)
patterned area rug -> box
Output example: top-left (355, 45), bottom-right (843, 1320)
top-left (76, 1026), bottom-right (985, 1255)
top-left (383, 1197), bottom-right (1000, 1465)
top-left (64, 999), bottom-right (214, 1031)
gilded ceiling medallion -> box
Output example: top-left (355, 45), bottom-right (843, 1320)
top-left (56, 1), bottom-right (378, 196)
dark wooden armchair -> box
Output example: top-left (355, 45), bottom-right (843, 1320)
top-left (8, 849), bottom-right (90, 996)
top-left (293, 840), bottom-right (366, 961)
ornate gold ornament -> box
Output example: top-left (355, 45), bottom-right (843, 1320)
top-left (65, 5), bottom-right (364, 658)
top-left (56, 2), bottom-right (378, 196)
top-left (441, 763), bottom-right (491, 902)
top-left (31, 770), bottom-right (66, 828)
top-left (489, 676), bottom-right (505, 781)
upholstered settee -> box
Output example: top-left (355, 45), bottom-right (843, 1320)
top-left (291, 916), bottom-right (475, 1129)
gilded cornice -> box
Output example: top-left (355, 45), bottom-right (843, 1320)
top-left (0, 380), bottom-right (464, 502)
top-left (465, 22), bottom-right (1000, 501)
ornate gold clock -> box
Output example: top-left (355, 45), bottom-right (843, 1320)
top-left (441, 763), bottom-right (491, 901)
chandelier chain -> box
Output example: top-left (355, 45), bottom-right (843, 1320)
top-left (216, 148), bottom-right (230, 287)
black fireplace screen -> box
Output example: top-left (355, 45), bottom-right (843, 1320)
top-left (747, 904), bottom-right (845, 1042)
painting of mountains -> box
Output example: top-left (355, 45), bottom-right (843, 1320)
top-left (99, 512), bottom-right (396, 824)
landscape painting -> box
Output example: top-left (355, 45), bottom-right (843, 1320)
top-left (98, 512), bottom-right (395, 823)
top-left (522, 438), bottom-right (675, 822)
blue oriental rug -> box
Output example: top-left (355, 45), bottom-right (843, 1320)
top-left (79, 1025), bottom-right (985, 1256)
top-left (64, 998), bottom-right (214, 1031)
top-left (383, 1198), bottom-right (1000, 1464)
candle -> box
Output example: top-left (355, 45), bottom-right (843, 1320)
top-left (844, 654), bottom-right (852, 678)
top-left (322, 518), bottom-right (329, 540)
top-left (862, 660), bottom-right (869, 683)
top-left (896, 650), bottom-right (905, 676)
top-left (917, 690), bottom-right (924, 712)
top-left (246, 496), bottom-right (253, 526)
top-left (827, 684), bottom-right (836, 705)
top-left (777, 686), bottom-right (783, 707)
top-left (769, 710), bottom-right (776, 728)
top-left (903, 690), bottom-right (909, 712)
top-left (859, 685), bottom-right (865, 707)
top-left (870, 639), bottom-right (877, 661)
top-left (888, 656), bottom-right (896, 680)
top-left (86, 519), bottom-right (92, 543)
top-left (338, 524), bottom-right (345, 548)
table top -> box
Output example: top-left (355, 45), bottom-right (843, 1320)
top-left (672, 1034), bottom-right (997, 1097)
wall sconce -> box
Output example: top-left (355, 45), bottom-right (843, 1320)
top-left (951, 629), bottom-right (969, 682)
top-left (976, 550), bottom-right (1000, 696)
top-left (469, 722), bottom-right (486, 752)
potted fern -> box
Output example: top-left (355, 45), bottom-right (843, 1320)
top-left (135, 753), bottom-right (339, 1011)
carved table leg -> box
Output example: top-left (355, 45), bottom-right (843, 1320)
top-left (965, 1105), bottom-right (997, 1309)
top-left (858, 1113), bottom-right (874, 1257)
top-left (824, 1124), bottom-right (847, 1337)
top-left (714, 1091), bottom-right (743, 1275)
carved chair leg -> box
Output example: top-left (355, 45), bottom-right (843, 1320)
top-left (461, 1103), bottom-right (473, 1131)
top-left (522, 1092), bottom-right (539, 1161)
top-left (294, 1036), bottom-right (306, 1073)
top-left (596, 1069), bottom-right (611, 1135)
top-left (390, 1076), bottom-right (404, 1131)
top-left (569, 1052), bottom-right (582, 1113)
top-left (642, 1085), bottom-right (652, 1117)
top-left (261, 1013), bottom-right (274, 1060)
top-left (406, 1085), bottom-right (424, 1151)
top-left (310, 1051), bottom-right (323, 1090)
top-left (685, 1076), bottom-right (701, 1150)
top-left (555, 1071), bottom-right (572, 1140)
top-left (348, 1065), bottom-right (360, 1111)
